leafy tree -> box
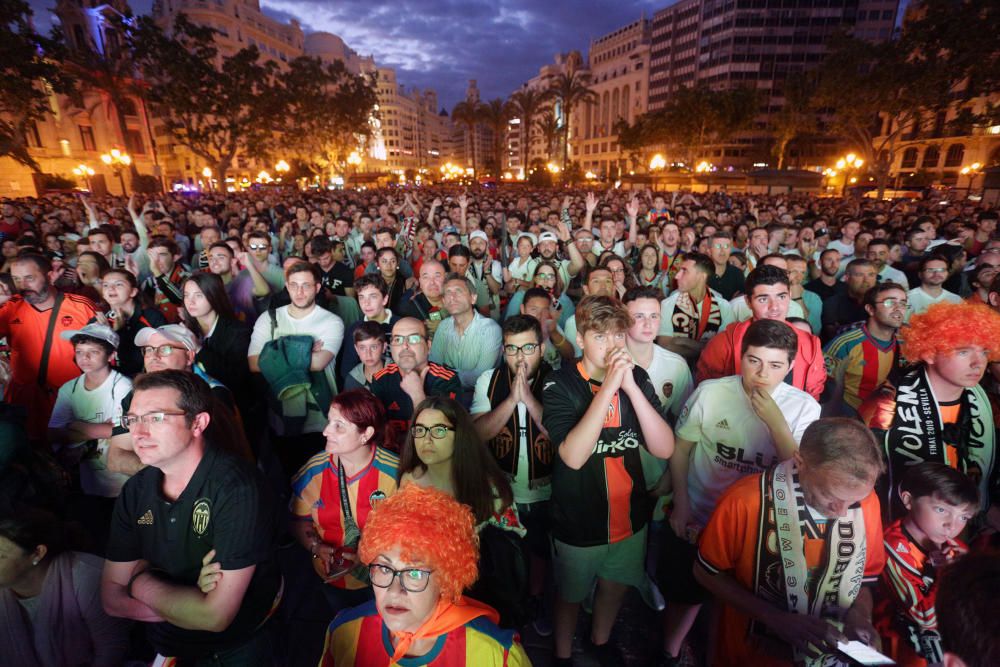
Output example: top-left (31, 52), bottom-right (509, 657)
top-left (451, 100), bottom-right (482, 175)
top-left (813, 2), bottom-right (1000, 197)
top-left (477, 98), bottom-right (511, 176)
top-left (0, 0), bottom-right (75, 172)
top-left (770, 73), bottom-right (819, 170)
top-left (644, 83), bottom-right (758, 167)
top-left (534, 111), bottom-right (560, 163)
top-left (507, 87), bottom-right (551, 176)
top-left (547, 58), bottom-right (597, 169)
top-left (279, 56), bottom-right (377, 182)
top-left (129, 14), bottom-right (283, 184)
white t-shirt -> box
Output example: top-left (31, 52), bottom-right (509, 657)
top-left (641, 345), bottom-right (693, 418)
top-left (827, 239), bottom-right (855, 258)
top-left (657, 288), bottom-right (734, 338)
top-left (675, 375), bottom-right (820, 526)
top-left (48, 370), bottom-right (132, 497)
top-left (470, 369), bottom-right (551, 505)
top-left (729, 294), bottom-right (805, 322)
top-left (249, 304), bottom-right (344, 433)
top-left (906, 286), bottom-right (962, 321)
top-left (592, 239), bottom-right (627, 258)
top-left (879, 265), bottom-right (909, 290)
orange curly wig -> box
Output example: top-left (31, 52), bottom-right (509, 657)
top-left (902, 302), bottom-right (1000, 363)
top-left (358, 484), bottom-right (479, 602)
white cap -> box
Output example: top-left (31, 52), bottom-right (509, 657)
top-left (538, 232), bottom-right (559, 244)
top-left (134, 324), bottom-right (200, 352)
top-left (60, 323), bottom-right (119, 349)
top-left (469, 230), bottom-right (489, 243)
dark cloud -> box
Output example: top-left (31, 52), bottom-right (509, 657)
top-left (259, 0), bottom-right (661, 107)
top-left (28, 0), bottom-right (662, 110)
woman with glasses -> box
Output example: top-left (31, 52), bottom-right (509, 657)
top-left (97, 268), bottom-right (166, 377)
top-left (318, 484), bottom-right (529, 666)
top-left (634, 243), bottom-right (671, 296)
top-left (290, 389), bottom-right (399, 616)
top-left (504, 260), bottom-right (574, 328)
top-left (398, 396), bottom-right (527, 627)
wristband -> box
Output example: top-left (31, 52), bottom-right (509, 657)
top-left (126, 569), bottom-right (148, 599)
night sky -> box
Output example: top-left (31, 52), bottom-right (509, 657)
top-left (29, 0), bottom-right (666, 110)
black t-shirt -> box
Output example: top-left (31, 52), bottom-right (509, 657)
top-left (542, 362), bottom-right (668, 547)
top-left (821, 291), bottom-right (868, 342)
top-left (319, 262), bottom-right (354, 296)
top-left (370, 362), bottom-right (462, 438)
top-left (708, 263), bottom-right (745, 300)
top-left (805, 277), bottom-right (844, 302)
top-left (106, 445), bottom-right (280, 658)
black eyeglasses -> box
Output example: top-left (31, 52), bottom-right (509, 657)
top-left (410, 424), bottom-right (453, 439)
top-left (504, 343), bottom-right (539, 356)
top-left (368, 564), bottom-right (434, 592)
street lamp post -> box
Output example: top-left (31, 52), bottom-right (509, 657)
top-left (835, 153), bottom-right (864, 197)
top-left (275, 159), bottom-right (290, 184)
top-left (960, 162), bottom-right (983, 198)
top-left (100, 148), bottom-right (132, 195)
top-left (202, 167), bottom-right (213, 192)
top-left (72, 164), bottom-right (95, 192)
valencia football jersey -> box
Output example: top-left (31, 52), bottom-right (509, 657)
top-left (320, 600), bottom-right (529, 667)
top-left (370, 362), bottom-right (462, 442)
top-left (824, 324), bottom-right (899, 411)
top-left (542, 362), bottom-right (669, 547)
top-left (291, 447), bottom-right (400, 589)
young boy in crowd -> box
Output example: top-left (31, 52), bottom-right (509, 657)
top-left (47, 323), bottom-right (132, 547)
top-left (875, 463), bottom-right (979, 667)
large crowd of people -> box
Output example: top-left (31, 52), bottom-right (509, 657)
top-left (1, 185), bottom-right (999, 667)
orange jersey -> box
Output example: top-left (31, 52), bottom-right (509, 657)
top-left (0, 293), bottom-right (97, 438)
top-left (697, 474), bottom-right (886, 667)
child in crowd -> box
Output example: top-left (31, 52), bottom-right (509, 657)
top-left (875, 462), bottom-right (979, 667)
top-left (46, 323), bottom-right (132, 548)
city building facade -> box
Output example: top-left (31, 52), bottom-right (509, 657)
top-left (647, 0), bottom-right (900, 169)
top-left (573, 18), bottom-right (651, 179)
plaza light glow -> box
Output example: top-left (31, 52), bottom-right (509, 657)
top-left (649, 154), bottom-right (666, 170)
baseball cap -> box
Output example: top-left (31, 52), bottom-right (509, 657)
top-left (134, 324), bottom-right (200, 352)
top-left (538, 232), bottom-right (559, 244)
top-left (469, 230), bottom-right (489, 243)
top-left (60, 323), bottom-right (119, 349)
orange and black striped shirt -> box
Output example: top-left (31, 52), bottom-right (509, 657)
top-left (542, 362), bottom-right (668, 546)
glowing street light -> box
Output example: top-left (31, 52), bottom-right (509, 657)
top-left (72, 164), bottom-right (95, 191)
top-left (100, 149), bottom-right (131, 194)
top-left (834, 153), bottom-right (864, 195)
top-left (275, 159), bottom-right (290, 173)
top-left (256, 170), bottom-right (272, 183)
top-left (695, 161), bottom-right (713, 173)
top-left (547, 162), bottom-right (560, 174)
top-left (585, 171), bottom-right (597, 180)
top-left (961, 162), bottom-right (984, 197)
top-left (649, 154), bottom-right (667, 171)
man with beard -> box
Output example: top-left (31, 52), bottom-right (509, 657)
top-left (860, 302), bottom-right (1000, 526)
top-left (821, 258), bottom-right (877, 342)
top-left (805, 248), bottom-right (843, 301)
top-left (467, 230), bottom-right (503, 316)
top-left (0, 254), bottom-right (97, 440)
top-left (306, 236), bottom-right (355, 298)
top-left (370, 317), bottom-right (461, 446)
top-left (536, 231), bottom-right (585, 290)
top-left (823, 283), bottom-right (905, 417)
top-left (907, 254), bottom-right (963, 319)
top-left (657, 253), bottom-right (734, 362)
top-left (205, 241), bottom-right (268, 322)
top-left (657, 221), bottom-right (684, 285)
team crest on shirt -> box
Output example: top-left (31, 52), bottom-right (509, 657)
top-left (662, 382), bottom-right (673, 399)
top-left (369, 490), bottom-right (387, 506)
top-left (192, 498), bottom-right (211, 536)
top-left (61, 315), bottom-right (74, 327)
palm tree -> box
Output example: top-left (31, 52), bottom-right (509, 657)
top-left (451, 100), bottom-right (482, 175)
top-left (534, 111), bottom-right (560, 164)
top-left (548, 62), bottom-right (597, 169)
top-left (508, 87), bottom-right (550, 176)
top-left (477, 98), bottom-right (512, 176)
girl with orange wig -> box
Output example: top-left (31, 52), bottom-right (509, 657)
top-left (318, 484), bottom-right (530, 666)
top-left (859, 302), bottom-right (1000, 526)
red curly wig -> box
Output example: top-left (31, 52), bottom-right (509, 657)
top-left (358, 484), bottom-right (479, 602)
top-left (902, 302), bottom-right (1000, 363)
